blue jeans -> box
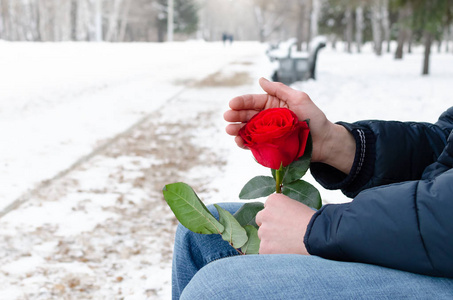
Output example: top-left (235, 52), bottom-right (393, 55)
top-left (172, 203), bottom-right (453, 299)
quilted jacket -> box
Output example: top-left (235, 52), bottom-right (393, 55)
top-left (306, 107), bottom-right (453, 278)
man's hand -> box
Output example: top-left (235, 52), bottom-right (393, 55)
top-left (224, 78), bottom-right (356, 174)
top-left (255, 194), bottom-right (316, 255)
top-left (224, 77), bottom-right (331, 162)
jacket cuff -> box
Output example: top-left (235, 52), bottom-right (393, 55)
top-left (310, 122), bottom-right (375, 197)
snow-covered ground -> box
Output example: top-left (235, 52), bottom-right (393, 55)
top-left (0, 40), bottom-right (452, 299)
top-left (0, 41), bottom-right (265, 211)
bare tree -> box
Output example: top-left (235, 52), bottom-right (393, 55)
top-left (370, 0), bottom-right (383, 55)
top-left (70, 0), bottom-right (78, 40)
top-left (294, 0), bottom-right (311, 51)
top-left (422, 30), bottom-right (432, 75)
top-left (344, 5), bottom-right (353, 53)
top-left (446, 25), bottom-right (452, 53)
top-left (311, 0), bottom-right (320, 39)
top-left (105, 0), bottom-right (123, 41)
top-left (381, 0), bottom-right (391, 53)
top-left (117, 0), bottom-right (131, 41)
top-left (394, 3), bottom-right (411, 59)
top-left (355, 4), bottom-right (364, 53)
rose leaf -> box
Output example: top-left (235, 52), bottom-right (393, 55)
top-left (242, 225), bottom-right (260, 255)
top-left (282, 179), bottom-right (322, 209)
top-left (163, 182), bottom-right (224, 234)
top-left (239, 176), bottom-right (276, 199)
top-left (233, 202), bottom-right (264, 229)
top-left (215, 204), bottom-right (248, 249)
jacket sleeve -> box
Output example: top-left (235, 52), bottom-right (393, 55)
top-left (304, 168), bottom-right (453, 278)
top-left (311, 107), bottom-right (453, 198)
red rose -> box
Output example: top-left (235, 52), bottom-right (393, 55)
top-left (238, 108), bottom-right (310, 170)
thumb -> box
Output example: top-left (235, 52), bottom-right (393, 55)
top-left (259, 77), bottom-right (297, 102)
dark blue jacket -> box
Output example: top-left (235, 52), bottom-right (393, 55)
top-left (305, 107), bottom-right (453, 278)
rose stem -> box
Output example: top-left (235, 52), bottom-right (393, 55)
top-left (275, 164), bottom-right (283, 194)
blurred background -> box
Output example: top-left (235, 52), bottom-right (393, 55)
top-left (0, 0), bottom-right (452, 299)
top-left (1, 0), bottom-right (452, 73)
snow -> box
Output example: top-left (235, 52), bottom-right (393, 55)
top-left (0, 41), bottom-right (263, 210)
top-left (0, 40), bottom-right (452, 299)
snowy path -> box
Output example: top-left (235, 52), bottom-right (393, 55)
top-left (0, 41), bottom-right (266, 212)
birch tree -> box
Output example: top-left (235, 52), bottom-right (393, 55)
top-left (311, 0), bottom-right (321, 39)
top-left (381, 0), bottom-right (391, 53)
top-left (370, 0), bottom-right (383, 55)
top-left (355, 4), bottom-right (364, 53)
top-left (344, 5), bottom-right (353, 53)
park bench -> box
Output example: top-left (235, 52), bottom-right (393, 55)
top-left (267, 36), bottom-right (326, 85)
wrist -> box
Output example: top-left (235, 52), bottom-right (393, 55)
top-left (316, 124), bottom-right (355, 174)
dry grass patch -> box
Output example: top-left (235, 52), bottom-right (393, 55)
top-left (194, 71), bottom-right (253, 88)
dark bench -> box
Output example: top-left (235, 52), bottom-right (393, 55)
top-left (267, 37), bottom-right (326, 85)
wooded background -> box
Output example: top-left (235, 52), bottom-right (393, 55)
top-left (1, 0), bottom-right (452, 74)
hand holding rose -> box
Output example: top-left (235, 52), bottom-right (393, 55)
top-left (255, 194), bottom-right (315, 255)
top-left (224, 78), bottom-right (356, 175)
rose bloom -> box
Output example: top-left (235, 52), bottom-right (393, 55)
top-left (239, 108), bottom-right (310, 170)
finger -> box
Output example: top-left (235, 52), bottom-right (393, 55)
top-left (255, 210), bottom-right (263, 227)
top-left (234, 135), bottom-right (248, 149)
top-left (229, 94), bottom-right (270, 111)
top-left (259, 77), bottom-right (299, 103)
top-left (225, 123), bottom-right (244, 136)
top-left (223, 109), bottom-right (260, 123)
top-left (257, 228), bottom-right (262, 241)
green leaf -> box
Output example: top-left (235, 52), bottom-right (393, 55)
top-left (242, 225), bottom-right (260, 255)
top-left (215, 204), bottom-right (248, 249)
top-left (163, 183), bottom-right (224, 234)
top-left (233, 202), bottom-right (264, 229)
top-left (282, 180), bottom-right (322, 209)
top-left (239, 176), bottom-right (276, 199)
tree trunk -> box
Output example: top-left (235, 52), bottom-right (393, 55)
top-left (37, 0), bottom-right (51, 41)
top-left (407, 29), bottom-right (413, 53)
top-left (1, 0), bottom-right (12, 40)
top-left (105, 0), bottom-right (122, 42)
top-left (381, 0), bottom-right (391, 53)
top-left (34, 0), bottom-right (42, 41)
top-left (117, 0), bottom-right (131, 42)
top-left (422, 31), bottom-right (432, 75)
top-left (70, 0), bottom-right (77, 40)
top-left (445, 26), bottom-right (450, 53)
top-left (331, 34), bottom-right (337, 49)
top-left (157, 15), bottom-right (165, 43)
top-left (253, 6), bottom-right (266, 43)
top-left (0, 0), bottom-right (3, 39)
top-left (371, 1), bottom-right (383, 56)
top-left (355, 5), bottom-right (363, 53)
top-left (303, 0), bottom-right (312, 51)
top-left (345, 6), bottom-right (353, 53)
top-left (167, 0), bottom-right (174, 42)
top-left (95, 0), bottom-right (102, 41)
top-left (395, 28), bottom-right (406, 59)
top-left (310, 0), bottom-right (319, 39)
top-left (394, 4), bottom-right (411, 59)
top-left (296, 2), bottom-right (305, 52)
